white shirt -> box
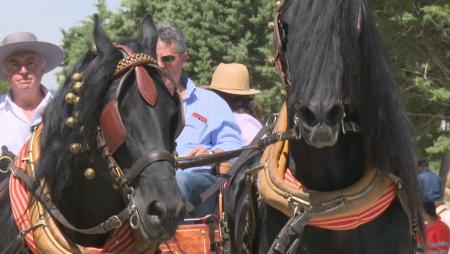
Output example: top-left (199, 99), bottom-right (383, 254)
top-left (0, 86), bottom-right (54, 154)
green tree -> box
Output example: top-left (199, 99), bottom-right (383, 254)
top-left (0, 81), bottom-right (8, 93)
top-left (60, 0), bottom-right (283, 119)
top-left (60, 0), bottom-right (449, 159)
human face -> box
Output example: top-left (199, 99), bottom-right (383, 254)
top-left (156, 40), bottom-right (188, 88)
top-left (3, 51), bottom-right (44, 92)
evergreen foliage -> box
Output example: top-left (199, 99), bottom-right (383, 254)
top-left (59, 0), bottom-right (449, 157)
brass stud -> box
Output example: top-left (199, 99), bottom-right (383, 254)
top-left (65, 117), bottom-right (76, 128)
top-left (267, 22), bottom-right (275, 31)
top-left (79, 126), bottom-right (85, 136)
top-left (71, 73), bottom-right (83, 82)
top-left (65, 92), bottom-right (78, 104)
top-left (281, 89), bottom-right (288, 96)
top-left (267, 58), bottom-right (276, 66)
top-left (84, 168), bottom-right (96, 180)
top-left (73, 82), bottom-right (84, 93)
top-left (276, 0), bottom-right (283, 9)
top-left (70, 143), bottom-right (82, 154)
top-left (91, 44), bottom-right (98, 55)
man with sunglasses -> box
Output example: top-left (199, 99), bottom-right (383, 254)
top-left (156, 24), bottom-right (242, 218)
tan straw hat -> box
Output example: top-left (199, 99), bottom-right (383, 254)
top-left (205, 63), bottom-right (260, 95)
top-left (0, 32), bottom-right (64, 80)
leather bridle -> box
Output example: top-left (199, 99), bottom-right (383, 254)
top-left (270, 0), bottom-right (362, 135)
top-left (9, 44), bottom-right (185, 235)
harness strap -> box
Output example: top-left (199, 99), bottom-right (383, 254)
top-left (11, 168), bottom-right (131, 235)
top-left (269, 210), bottom-right (311, 254)
top-left (125, 150), bottom-right (176, 185)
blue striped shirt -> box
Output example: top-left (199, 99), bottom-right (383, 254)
top-left (176, 76), bottom-right (242, 173)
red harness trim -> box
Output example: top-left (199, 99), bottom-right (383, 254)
top-left (284, 169), bottom-right (396, 230)
top-left (9, 142), bottom-right (135, 253)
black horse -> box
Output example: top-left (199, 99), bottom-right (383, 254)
top-left (225, 0), bottom-right (422, 253)
top-left (0, 14), bottom-right (186, 252)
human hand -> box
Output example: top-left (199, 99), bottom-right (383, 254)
top-left (186, 146), bottom-right (209, 156)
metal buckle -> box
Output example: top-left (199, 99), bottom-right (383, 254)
top-left (108, 215), bottom-right (123, 229)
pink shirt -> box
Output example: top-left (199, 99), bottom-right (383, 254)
top-left (233, 113), bottom-right (262, 146)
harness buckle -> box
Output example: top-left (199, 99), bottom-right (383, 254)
top-left (108, 215), bottom-right (123, 229)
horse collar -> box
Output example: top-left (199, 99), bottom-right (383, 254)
top-left (257, 104), bottom-right (399, 230)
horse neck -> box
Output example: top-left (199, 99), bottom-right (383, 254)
top-left (54, 149), bottom-right (124, 247)
top-left (289, 133), bottom-right (365, 192)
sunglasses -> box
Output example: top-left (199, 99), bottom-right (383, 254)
top-left (159, 55), bottom-right (176, 63)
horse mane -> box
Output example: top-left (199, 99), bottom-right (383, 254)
top-left (36, 38), bottom-right (148, 200)
top-left (285, 0), bottom-right (420, 215)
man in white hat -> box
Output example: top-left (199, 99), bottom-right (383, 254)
top-left (0, 32), bottom-right (64, 155)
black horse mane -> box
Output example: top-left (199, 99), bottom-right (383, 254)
top-left (36, 37), bottom-right (150, 200)
top-left (285, 0), bottom-right (420, 220)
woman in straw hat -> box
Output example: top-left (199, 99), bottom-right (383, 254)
top-left (206, 63), bottom-right (262, 146)
top-left (0, 31), bottom-right (64, 155)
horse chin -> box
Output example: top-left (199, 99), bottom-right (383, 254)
top-left (301, 125), bottom-right (340, 149)
top-left (138, 214), bottom-right (176, 242)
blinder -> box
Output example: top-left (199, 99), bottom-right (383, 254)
top-left (99, 44), bottom-right (184, 154)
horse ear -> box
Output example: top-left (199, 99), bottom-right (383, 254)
top-left (93, 14), bottom-right (114, 55)
top-left (139, 14), bottom-right (158, 56)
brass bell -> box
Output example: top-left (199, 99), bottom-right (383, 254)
top-left (65, 92), bottom-right (78, 104)
top-left (65, 117), bottom-right (76, 128)
top-left (84, 168), bottom-right (96, 180)
top-left (267, 22), bottom-right (275, 31)
top-left (267, 57), bottom-right (276, 66)
top-left (71, 73), bottom-right (83, 82)
top-left (73, 82), bottom-right (84, 93)
top-left (69, 143), bottom-right (82, 154)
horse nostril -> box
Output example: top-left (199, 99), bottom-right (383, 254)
top-left (326, 104), bottom-right (345, 125)
top-left (298, 105), bottom-right (317, 126)
top-left (147, 201), bottom-right (166, 218)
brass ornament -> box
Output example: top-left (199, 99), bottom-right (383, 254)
top-left (65, 92), bottom-right (79, 104)
top-left (91, 44), bottom-right (98, 55)
top-left (276, 0), bottom-right (283, 9)
top-left (65, 117), bottom-right (77, 128)
top-left (73, 82), bottom-right (84, 93)
top-left (114, 53), bottom-right (157, 77)
top-left (84, 168), bottom-right (96, 180)
top-left (71, 73), bottom-right (83, 82)
top-left (267, 58), bottom-right (276, 66)
top-left (79, 126), bottom-right (85, 136)
top-left (281, 89), bottom-right (288, 97)
top-left (69, 143), bottom-right (82, 154)
top-left (267, 22), bottom-right (275, 31)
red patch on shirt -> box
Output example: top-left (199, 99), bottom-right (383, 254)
top-left (192, 112), bottom-right (207, 124)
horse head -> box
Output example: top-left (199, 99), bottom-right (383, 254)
top-left (36, 14), bottom-right (186, 247)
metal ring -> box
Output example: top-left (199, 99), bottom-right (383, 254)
top-left (130, 209), bottom-right (140, 230)
top-left (0, 155), bottom-right (13, 174)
